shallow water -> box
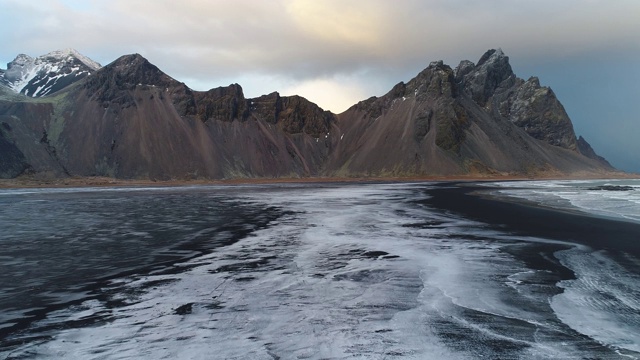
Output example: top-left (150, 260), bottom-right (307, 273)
top-left (1, 182), bottom-right (638, 359)
top-left (487, 179), bottom-right (640, 223)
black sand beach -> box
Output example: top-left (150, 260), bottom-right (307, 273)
top-left (422, 182), bottom-right (640, 256)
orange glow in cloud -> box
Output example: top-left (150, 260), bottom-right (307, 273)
top-left (285, 0), bottom-right (384, 49)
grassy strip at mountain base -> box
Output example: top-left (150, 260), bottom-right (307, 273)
top-left (0, 170), bottom-right (635, 189)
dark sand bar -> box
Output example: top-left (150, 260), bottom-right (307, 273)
top-left (422, 182), bottom-right (640, 257)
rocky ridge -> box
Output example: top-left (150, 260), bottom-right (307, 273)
top-left (324, 49), bottom-right (610, 177)
top-left (0, 48), bottom-right (615, 180)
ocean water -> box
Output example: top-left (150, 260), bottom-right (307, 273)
top-left (486, 178), bottom-right (640, 356)
top-left (0, 182), bottom-right (638, 359)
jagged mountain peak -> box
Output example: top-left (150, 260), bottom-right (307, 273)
top-left (476, 48), bottom-right (513, 82)
top-left (204, 83), bottom-right (245, 97)
top-left (110, 53), bottom-right (150, 66)
top-left (456, 48), bottom-right (515, 106)
top-left (8, 54), bottom-right (34, 67)
top-left (7, 49), bottom-right (100, 70)
top-left (1, 49), bottom-right (101, 97)
top-left (446, 50), bottom-right (579, 151)
top-left (41, 48), bottom-right (101, 71)
top-left (476, 48), bottom-right (506, 66)
top-left (102, 54), bottom-right (159, 78)
top-left (428, 60), bottom-right (445, 69)
top-left (526, 76), bottom-right (541, 87)
top-left (91, 53), bottom-right (180, 89)
top-left (349, 59), bottom-right (458, 117)
top-left (81, 53), bottom-right (196, 114)
top-left (247, 90), bottom-right (334, 135)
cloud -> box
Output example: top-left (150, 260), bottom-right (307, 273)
top-left (280, 75), bottom-right (372, 114)
top-left (285, 1), bottom-right (385, 48)
top-left (3, 0), bottom-right (638, 83)
top-left (1, 0), bottom-right (639, 170)
top-left (2, 0), bottom-right (639, 108)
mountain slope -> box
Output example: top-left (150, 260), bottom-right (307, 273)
top-left (0, 49), bottom-right (614, 180)
top-left (0, 54), bottom-right (335, 179)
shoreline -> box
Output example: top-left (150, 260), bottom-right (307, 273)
top-left (0, 171), bottom-right (637, 189)
top-left (421, 183), bottom-right (640, 256)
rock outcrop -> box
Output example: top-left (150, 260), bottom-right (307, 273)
top-left (456, 49), bottom-right (578, 150)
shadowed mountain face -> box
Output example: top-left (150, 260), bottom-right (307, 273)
top-left (0, 49), bottom-right (613, 180)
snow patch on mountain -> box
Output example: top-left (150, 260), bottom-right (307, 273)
top-left (0, 49), bottom-right (102, 97)
top-left (44, 48), bottom-right (101, 71)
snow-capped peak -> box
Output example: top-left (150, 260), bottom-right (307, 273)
top-left (1, 49), bottom-right (102, 97)
top-left (8, 54), bottom-right (34, 67)
top-left (42, 48), bottom-right (101, 71)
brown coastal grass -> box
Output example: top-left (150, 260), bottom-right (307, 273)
top-left (0, 171), bottom-right (637, 189)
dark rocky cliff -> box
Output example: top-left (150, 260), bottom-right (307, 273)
top-left (194, 87), bottom-right (334, 137)
top-left (0, 123), bottom-right (31, 178)
top-left (456, 49), bottom-right (578, 150)
top-left (0, 97), bottom-right (70, 178)
top-left (326, 49), bottom-right (612, 177)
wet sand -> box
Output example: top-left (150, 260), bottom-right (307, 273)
top-left (421, 182), bottom-right (640, 256)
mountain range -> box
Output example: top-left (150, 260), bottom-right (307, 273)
top-left (0, 48), bottom-right (613, 180)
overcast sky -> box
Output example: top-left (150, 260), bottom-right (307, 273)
top-left (1, 0), bottom-right (638, 172)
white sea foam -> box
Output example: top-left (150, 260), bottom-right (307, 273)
top-left (487, 179), bottom-right (640, 223)
top-left (0, 184), bottom-right (236, 197)
top-left (552, 248), bottom-right (640, 353)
